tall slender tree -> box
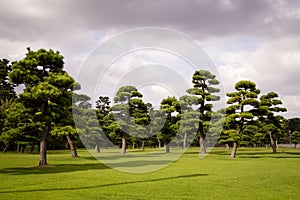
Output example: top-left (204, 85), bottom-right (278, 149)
top-left (159, 96), bottom-right (180, 153)
top-left (186, 70), bottom-right (220, 154)
top-left (0, 59), bottom-right (16, 151)
top-left (110, 85), bottom-right (144, 154)
top-left (95, 96), bottom-right (112, 152)
top-left (0, 59), bottom-right (16, 104)
top-left (257, 92), bottom-right (287, 153)
top-left (178, 96), bottom-right (200, 149)
top-left (225, 80), bottom-right (260, 158)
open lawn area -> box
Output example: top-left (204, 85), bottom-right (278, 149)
top-left (0, 147), bottom-right (299, 200)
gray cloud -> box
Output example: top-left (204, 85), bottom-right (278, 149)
top-left (1, 0), bottom-right (300, 42)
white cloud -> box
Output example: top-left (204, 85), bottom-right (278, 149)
top-left (209, 36), bottom-right (300, 118)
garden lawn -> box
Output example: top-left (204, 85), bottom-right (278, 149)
top-left (0, 147), bottom-right (299, 200)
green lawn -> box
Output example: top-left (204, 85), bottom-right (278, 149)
top-left (0, 147), bottom-right (299, 200)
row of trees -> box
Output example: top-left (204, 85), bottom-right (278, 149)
top-left (93, 79), bottom-right (300, 158)
top-left (92, 70), bottom-right (222, 155)
top-left (1, 48), bottom-right (300, 165)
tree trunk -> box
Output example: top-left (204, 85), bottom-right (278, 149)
top-left (132, 140), bottom-right (135, 149)
top-left (289, 130), bottom-right (292, 145)
top-left (294, 143), bottom-right (297, 148)
top-left (158, 139), bottom-right (161, 148)
top-left (30, 143), bottom-right (35, 153)
top-left (230, 141), bottom-right (238, 158)
top-left (199, 134), bottom-right (207, 154)
top-left (165, 142), bottom-right (170, 153)
top-left (66, 134), bottom-right (79, 158)
top-left (269, 131), bottom-right (277, 153)
top-left (121, 133), bottom-right (126, 154)
top-left (225, 143), bottom-right (230, 151)
top-left (183, 132), bottom-right (187, 149)
top-left (39, 125), bottom-right (49, 166)
top-left (95, 144), bottom-right (100, 153)
top-left (16, 143), bottom-right (20, 152)
top-left (95, 140), bottom-right (101, 153)
top-left (3, 144), bottom-right (9, 153)
top-left (21, 146), bottom-right (25, 153)
top-left (141, 140), bottom-right (145, 151)
top-left (230, 117), bottom-right (243, 158)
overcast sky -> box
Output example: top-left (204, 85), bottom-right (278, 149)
top-left (1, 0), bottom-right (300, 118)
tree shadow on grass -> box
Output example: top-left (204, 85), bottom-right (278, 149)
top-left (92, 152), bottom-right (177, 160)
top-left (0, 157), bottom-right (178, 175)
top-left (238, 155), bottom-right (300, 159)
top-left (104, 159), bottom-right (175, 169)
top-left (237, 151), bottom-right (300, 159)
top-left (0, 163), bottom-right (109, 175)
top-left (0, 173), bottom-right (208, 194)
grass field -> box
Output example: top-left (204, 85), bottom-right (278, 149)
top-left (0, 147), bottom-right (299, 200)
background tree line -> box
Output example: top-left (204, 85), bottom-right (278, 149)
top-left (1, 48), bottom-right (300, 165)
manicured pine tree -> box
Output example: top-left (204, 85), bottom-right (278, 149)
top-left (291, 131), bottom-right (300, 148)
top-left (257, 92), bottom-right (287, 153)
top-left (159, 96), bottom-right (180, 153)
top-left (9, 48), bottom-right (76, 165)
top-left (51, 92), bottom-right (90, 158)
top-left (186, 70), bottom-right (220, 154)
top-left (110, 85), bottom-right (144, 154)
top-left (225, 80), bottom-right (260, 158)
top-left (130, 99), bottom-right (150, 151)
top-left (95, 96), bottom-right (112, 152)
top-left (178, 95), bottom-right (200, 149)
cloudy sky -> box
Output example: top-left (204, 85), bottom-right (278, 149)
top-left (1, 0), bottom-right (300, 118)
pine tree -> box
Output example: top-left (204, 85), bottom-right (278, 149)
top-left (186, 70), bottom-right (220, 154)
top-left (110, 85), bottom-right (145, 154)
top-left (225, 80), bottom-right (260, 158)
top-left (257, 92), bottom-right (287, 153)
top-left (9, 48), bottom-right (76, 165)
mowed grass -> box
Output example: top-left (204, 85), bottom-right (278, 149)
top-left (0, 147), bottom-right (299, 200)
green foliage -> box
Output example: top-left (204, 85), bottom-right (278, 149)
top-left (51, 126), bottom-right (76, 137)
top-left (291, 131), bottom-right (300, 147)
top-left (223, 80), bottom-right (260, 157)
top-left (159, 96), bottom-right (180, 152)
top-left (0, 101), bottom-right (39, 150)
top-left (9, 48), bottom-right (64, 86)
top-left (0, 59), bottom-right (16, 146)
top-left (185, 70), bottom-right (221, 153)
top-left (109, 86), bottom-right (149, 153)
top-left (0, 48), bottom-right (294, 161)
top-left (8, 48), bottom-right (76, 164)
top-left (0, 59), bottom-right (16, 104)
top-left (257, 92), bottom-right (287, 152)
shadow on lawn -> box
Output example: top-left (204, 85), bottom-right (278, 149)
top-left (0, 158), bottom-right (177, 175)
top-left (184, 148), bottom-right (300, 158)
top-left (104, 159), bottom-right (175, 169)
top-left (0, 173), bottom-right (207, 194)
top-left (236, 151), bottom-right (300, 159)
top-left (0, 163), bottom-right (109, 175)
